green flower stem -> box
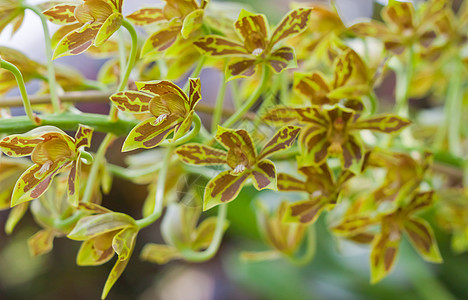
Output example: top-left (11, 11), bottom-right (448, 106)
top-left (222, 64), bottom-right (270, 128)
top-left (180, 203), bottom-right (228, 262)
top-left (182, 56), bottom-right (207, 91)
top-left (22, 4), bottom-right (61, 113)
top-left (367, 90), bottom-right (379, 114)
top-left (53, 210), bottom-right (86, 231)
top-left (136, 146), bottom-right (173, 229)
top-left (395, 46), bottom-right (414, 118)
top-left (108, 162), bottom-right (163, 180)
top-left (253, 72), bottom-right (282, 129)
top-left (230, 80), bottom-right (242, 109)
top-left (0, 112), bottom-right (138, 135)
top-left (81, 134), bottom-right (115, 204)
top-left (211, 60), bottom-right (228, 133)
top-left (0, 59), bottom-right (40, 125)
top-left (445, 57), bottom-right (463, 156)
top-left (110, 18), bottom-right (138, 121)
top-left (287, 225), bottom-right (316, 266)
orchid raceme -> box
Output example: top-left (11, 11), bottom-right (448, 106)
top-left (264, 104), bottom-right (411, 168)
top-left (334, 191), bottom-right (442, 283)
top-left (0, 125), bottom-right (93, 206)
top-left (136, 0), bottom-right (209, 56)
top-left (44, 0), bottom-right (124, 59)
top-left (1, 1), bottom-right (467, 298)
top-left (277, 163), bottom-right (354, 224)
top-left (176, 125), bottom-right (301, 210)
top-left (110, 78), bottom-right (201, 151)
top-left (67, 209), bottom-right (138, 299)
top-left (194, 8), bottom-right (312, 79)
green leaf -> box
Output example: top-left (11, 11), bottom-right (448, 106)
top-left (122, 116), bottom-right (178, 152)
top-left (404, 217), bottom-right (442, 263)
top-left (269, 8), bottom-right (312, 46)
top-left (204, 171), bottom-right (250, 210)
top-left (251, 160), bottom-right (277, 191)
top-left (27, 228), bottom-right (56, 256)
top-left (181, 9), bottom-right (203, 39)
top-left (53, 23), bottom-right (101, 59)
top-left (68, 212), bottom-right (136, 240)
top-left (193, 35), bottom-right (249, 56)
top-left (258, 125), bottom-right (300, 160)
top-left (94, 12), bottom-right (123, 46)
top-left (176, 143), bottom-right (227, 165)
top-left (109, 91), bottom-right (153, 113)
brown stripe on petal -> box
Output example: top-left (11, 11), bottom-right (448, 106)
top-left (143, 25), bottom-right (181, 53)
top-left (193, 36), bottom-right (249, 55)
top-left (235, 12), bottom-right (269, 53)
top-left (227, 59), bottom-right (257, 77)
top-left (384, 247), bottom-right (397, 271)
top-left (126, 8), bottom-right (165, 26)
top-left (176, 144), bottom-right (227, 165)
top-left (75, 125), bottom-right (93, 148)
top-left (252, 171), bottom-right (269, 189)
top-left (406, 220), bottom-right (432, 252)
top-left (220, 173), bottom-right (249, 202)
top-left (290, 200), bottom-right (324, 224)
top-left (258, 125), bottom-right (300, 160)
top-left (43, 4), bottom-right (77, 25)
top-left (270, 8), bottom-right (312, 46)
top-left (68, 160), bottom-right (77, 196)
top-left (258, 161), bottom-right (275, 178)
top-left (110, 91), bottom-right (152, 113)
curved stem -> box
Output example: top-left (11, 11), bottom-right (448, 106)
top-left (394, 46), bottom-right (414, 118)
top-left (110, 18), bottom-right (138, 121)
top-left (0, 112), bottom-right (138, 135)
top-left (23, 4), bottom-right (61, 113)
top-left (446, 57), bottom-right (463, 156)
top-left (222, 64), bottom-right (270, 128)
top-left (81, 134), bottom-right (115, 204)
top-left (211, 61), bottom-right (228, 133)
top-left (182, 56), bottom-right (207, 91)
top-left (367, 90), bottom-right (379, 114)
top-left (0, 59), bottom-right (40, 125)
top-left (136, 146), bottom-right (173, 229)
top-left (180, 203), bottom-right (228, 262)
top-left (287, 225), bottom-right (316, 266)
